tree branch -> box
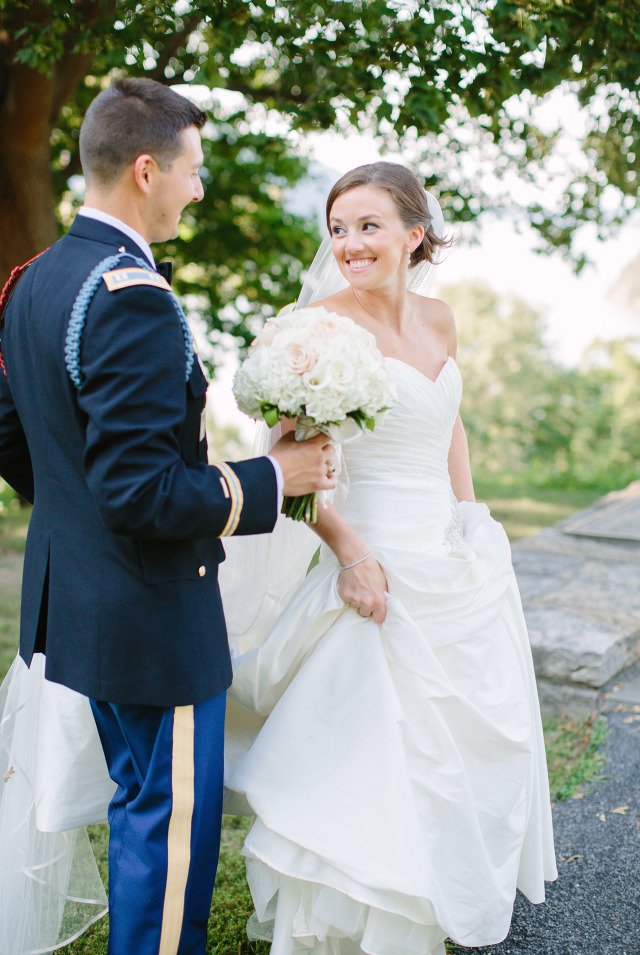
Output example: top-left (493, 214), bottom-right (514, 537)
top-left (51, 0), bottom-right (120, 118)
top-left (144, 12), bottom-right (205, 84)
top-left (51, 51), bottom-right (98, 121)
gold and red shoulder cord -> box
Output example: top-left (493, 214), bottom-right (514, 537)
top-left (0, 250), bottom-right (48, 376)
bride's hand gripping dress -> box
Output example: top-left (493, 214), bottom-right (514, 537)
top-left (223, 353), bottom-right (557, 955)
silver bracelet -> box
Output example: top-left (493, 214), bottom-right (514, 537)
top-left (340, 551), bottom-right (373, 571)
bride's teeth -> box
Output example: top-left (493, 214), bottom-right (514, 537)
top-left (350, 259), bottom-right (374, 270)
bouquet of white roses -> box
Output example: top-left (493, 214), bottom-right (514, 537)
top-left (233, 306), bottom-right (396, 521)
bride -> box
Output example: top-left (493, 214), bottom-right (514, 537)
top-left (0, 162), bottom-right (557, 955)
top-left (221, 161), bottom-right (557, 955)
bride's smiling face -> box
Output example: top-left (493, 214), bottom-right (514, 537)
top-left (328, 185), bottom-right (421, 290)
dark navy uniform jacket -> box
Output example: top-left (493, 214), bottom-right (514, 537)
top-left (0, 215), bottom-right (278, 707)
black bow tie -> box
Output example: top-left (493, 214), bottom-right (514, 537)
top-left (156, 261), bottom-right (173, 286)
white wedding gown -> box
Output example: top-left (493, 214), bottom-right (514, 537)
top-left (223, 356), bottom-right (557, 955)
top-left (0, 356), bottom-right (557, 955)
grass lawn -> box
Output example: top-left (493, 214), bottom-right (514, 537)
top-left (0, 481), bottom-right (607, 954)
top-left (473, 474), bottom-right (600, 542)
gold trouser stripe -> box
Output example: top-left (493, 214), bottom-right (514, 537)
top-left (216, 463), bottom-right (243, 537)
top-left (158, 705), bottom-right (195, 955)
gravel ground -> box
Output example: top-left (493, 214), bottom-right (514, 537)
top-left (463, 706), bottom-right (640, 955)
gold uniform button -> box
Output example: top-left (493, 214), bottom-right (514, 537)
top-left (198, 565), bottom-right (206, 577)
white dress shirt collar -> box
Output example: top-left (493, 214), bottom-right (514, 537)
top-left (78, 207), bottom-right (155, 267)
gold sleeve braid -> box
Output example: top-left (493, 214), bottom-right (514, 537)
top-left (214, 463), bottom-right (244, 537)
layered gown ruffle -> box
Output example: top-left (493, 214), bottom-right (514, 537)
top-left (222, 357), bottom-right (557, 955)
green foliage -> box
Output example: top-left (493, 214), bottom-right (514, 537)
top-left (0, 578), bottom-right (21, 678)
top-left (486, 0), bottom-right (640, 252)
top-left (0, 0), bottom-right (638, 322)
top-left (158, 118), bottom-right (320, 350)
top-left (473, 475), bottom-right (598, 541)
top-left (64, 824), bottom-right (110, 954)
top-left (0, 482), bottom-right (29, 531)
top-left (444, 279), bottom-right (640, 491)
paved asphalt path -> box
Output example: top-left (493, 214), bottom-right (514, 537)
top-left (458, 705), bottom-right (640, 955)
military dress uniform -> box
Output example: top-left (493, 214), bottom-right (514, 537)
top-left (0, 211), bottom-right (279, 954)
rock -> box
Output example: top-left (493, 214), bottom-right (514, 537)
top-left (513, 483), bottom-right (640, 719)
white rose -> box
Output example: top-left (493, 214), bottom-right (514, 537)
top-left (252, 321), bottom-right (280, 348)
top-left (284, 341), bottom-right (317, 375)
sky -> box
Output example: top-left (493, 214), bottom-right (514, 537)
top-left (207, 129), bottom-right (640, 437)
top-left (435, 217), bottom-right (639, 363)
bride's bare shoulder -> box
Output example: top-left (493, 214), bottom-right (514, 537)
top-left (306, 289), bottom-right (354, 315)
top-left (411, 292), bottom-right (457, 354)
top-left (407, 292), bottom-right (453, 322)
top-left (411, 292), bottom-right (454, 324)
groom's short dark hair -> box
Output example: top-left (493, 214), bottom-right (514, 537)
top-left (79, 77), bottom-right (206, 187)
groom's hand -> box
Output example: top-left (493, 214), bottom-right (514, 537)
top-left (270, 432), bottom-right (337, 496)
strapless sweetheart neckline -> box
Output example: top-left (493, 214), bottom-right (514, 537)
top-left (384, 354), bottom-right (455, 385)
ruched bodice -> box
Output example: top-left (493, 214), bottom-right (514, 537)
top-left (345, 357), bottom-right (460, 481)
top-left (340, 357), bottom-right (462, 552)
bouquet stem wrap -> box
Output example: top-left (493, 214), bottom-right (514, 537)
top-left (282, 414), bottom-right (333, 524)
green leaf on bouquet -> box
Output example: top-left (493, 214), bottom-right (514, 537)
top-left (347, 410), bottom-right (367, 431)
top-left (348, 410), bottom-right (377, 432)
top-left (259, 403), bottom-right (281, 428)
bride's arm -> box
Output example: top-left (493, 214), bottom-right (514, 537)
top-left (312, 499), bottom-right (388, 624)
top-left (438, 301), bottom-right (475, 503)
top-left (280, 417), bottom-right (388, 623)
top-left (448, 415), bottom-right (475, 502)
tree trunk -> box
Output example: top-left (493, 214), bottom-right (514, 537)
top-left (0, 64), bottom-right (59, 285)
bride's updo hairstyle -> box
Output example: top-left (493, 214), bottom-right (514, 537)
top-left (325, 162), bottom-right (450, 268)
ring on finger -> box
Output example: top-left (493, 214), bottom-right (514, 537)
top-left (326, 463), bottom-right (336, 476)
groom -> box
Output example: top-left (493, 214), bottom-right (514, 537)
top-left (0, 78), bottom-right (335, 954)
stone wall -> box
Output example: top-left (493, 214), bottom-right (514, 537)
top-left (512, 483), bottom-right (640, 719)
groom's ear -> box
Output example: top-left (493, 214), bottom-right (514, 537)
top-left (132, 154), bottom-right (160, 194)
